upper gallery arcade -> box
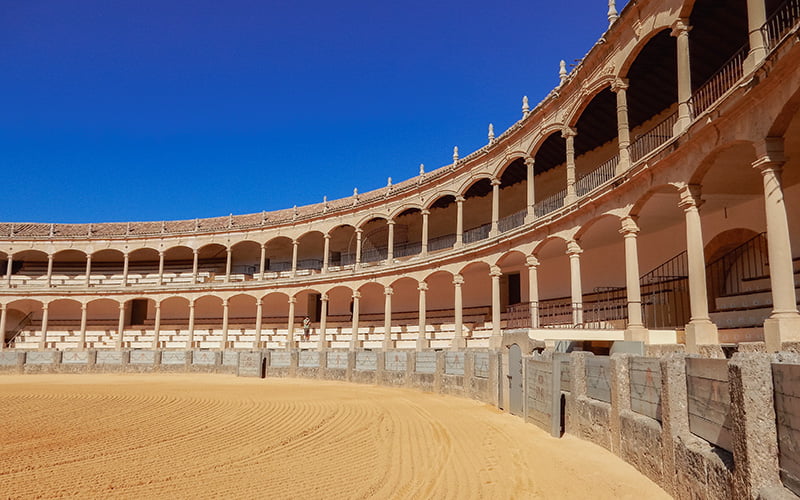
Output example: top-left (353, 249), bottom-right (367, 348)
top-left (1, 0), bottom-right (799, 354)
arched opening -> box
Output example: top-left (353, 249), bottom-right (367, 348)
top-left (85, 298), bottom-right (120, 349)
top-left (424, 270), bottom-right (456, 347)
top-left (263, 237), bottom-right (293, 276)
top-left (427, 196), bottom-right (457, 251)
top-left (393, 209), bottom-right (423, 259)
top-left (229, 294), bottom-right (257, 347)
top-left (462, 178), bottom-right (493, 243)
top-left (325, 286), bottom-right (354, 348)
top-left (90, 249), bottom-right (125, 286)
top-left (357, 282), bottom-right (385, 347)
top-left (293, 289), bottom-right (322, 344)
top-left (8, 249), bottom-right (49, 287)
top-left (495, 251), bottom-right (529, 328)
top-left (43, 299), bottom-right (83, 350)
top-left (127, 248), bottom-right (161, 287)
top-left (296, 231), bottom-right (324, 274)
top-left (51, 249), bottom-right (89, 286)
top-left (535, 238), bottom-right (574, 327)
top-left (262, 292), bottom-right (290, 348)
top-left (459, 262), bottom-right (492, 340)
top-left (3, 298), bottom-right (43, 348)
top-left (162, 246), bottom-right (195, 285)
top-left (327, 225), bottom-right (357, 269)
top-left (194, 295), bottom-right (224, 348)
top-left (360, 218), bottom-right (389, 265)
top-left (230, 241), bottom-right (261, 280)
top-left (572, 88), bottom-right (621, 197)
top-left (497, 158), bottom-right (528, 232)
top-left (532, 132), bottom-right (567, 217)
top-left (196, 244), bottom-right (227, 284)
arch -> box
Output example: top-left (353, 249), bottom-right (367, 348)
top-left (457, 174), bottom-right (494, 197)
top-left (527, 123), bottom-right (568, 158)
top-left (769, 81), bottom-right (800, 137)
top-left (389, 203), bottom-right (424, 220)
top-left (618, 26), bottom-right (676, 79)
top-left (492, 154), bottom-right (527, 180)
top-left (629, 184), bottom-right (683, 218)
top-left (90, 248), bottom-right (124, 260)
top-left (355, 213), bottom-right (390, 230)
top-left (564, 75), bottom-right (617, 128)
top-left (688, 141), bottom-right (757, 186)
top-left (532, 235), bottom-right (571, 257)
top-left (573, 213), bottom-right (624, 242)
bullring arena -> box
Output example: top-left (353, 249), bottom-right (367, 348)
top-left (3, 0), bottom-right (800, 498)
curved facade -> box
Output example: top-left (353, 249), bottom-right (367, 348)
top-left (2, 0), bottom-right (800, 354)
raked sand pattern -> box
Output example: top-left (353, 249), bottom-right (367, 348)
top-left (0, 374), bottom-right (669, 499)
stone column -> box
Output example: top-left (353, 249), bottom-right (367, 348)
top-left (258, 243), bottom-right (266, 280)
top-left (416, 282), bottom-right (428, 350)
top-left (152, 302), bottom-right (161, 349)
top-left (383, 286), bottom-right (393, 350)
top-left (456, 196), bottom-right (465, 247)
top-left (612, 78), bottom-right (632, 173)
top-left (621, 217), bottom-right (648, 342)
top-left (287, 296), bottom-right (296, 348)
top-left (491, 266), bottom-right (503, 338)
top-left (221, 298), bottom-right (230, 349)
top-left (350, 291), bottom-right (360, 350)
top-left (453, 274), bottom-right (466, 348)
top-left (318, 293), bottom-right (328, 351)
top-left (191, 249), bottom-right (199, 284)
top-left (671, 19), bottom-right (693, 133)
top-left (5, 256), bottom-right (12, 288)
top-left (525, 156), bottom-right (536, 221)
top-left (46, 254), bottom-right (54, 287)
top-left (753, 138), bottom-right (800, 350)
top-left (79, 303), bottom-right (88, 351)
top-left (187, 300), bottom-right (196, 349)
top-left (122, 252), bottom-right (130, 287)
top-left (85, 254), bottom-right (93, 287)
top-left (744, 0), bottom-right (768, 72)
top-left (0, 303), bottom-right (7, 350)
top-left (322, 234), bottom-right (331, 273)
top-left (679, 185), bottom-right (718, 351)
top-left (527, 256), bottom-right (540, 328)
top-left (660, 354), bottom-right (691, 497)
top-left (116, 302), bottom-right (125, 350)
top-left (224, 248), bottom-right (232, 283)
top-left (40, 303), bottom-right (50, 350)
top-left (567, 240), bottom-right (583, 325)
top-left (490, 178), bottom-right (501, 236)
top-left (355, 229), bottom-right (363, 270)
top-left (421, 210), bottom-right (430, 256)
top-left (291, 240), bottom-right (299, 277)
top-left (563, 128), bottom-right (578, 204)
top-left (254, 299), bottom-right (263, 349)
top-left (157, 251), bottom-right (164, 286)
top-left (386, 220), bottom-right (395, 263)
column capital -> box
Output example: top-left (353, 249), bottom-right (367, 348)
top-left (154, 301), bottom-right (161, 310)
top-left (192, 248), bottom-right (199, 255)
top-left (453, 273), bottom-right (464, 286)
top-left (352, 291), bottom-right (361, 300)
top-left (42, 303), bottom-right (50, 311)
top-left (48, 253), bottom-right (54, 261)
top-left (384, 286), bottom-right (394, 296)
top-left (418, 282), bottom-right (429, 292)
top-left (188, 300), bottom-right (195, 308)
top-left (670, 18), bottom-right (691, 37)
top-left (566, 240), bottom-right (583, 256)
top-left (678, 184), bottom-right (704, 211)
top-left (323, 233), bottom-right (331, 240)
top-left (455, 195), bottom-right (465, 203)
top-left (752, 137), bottom-right (786, 171)
top-left (611, 78), bottom-right (629, 92)
top-left (292, 240), bottom-right (299, 247)
top-left (421, 209), bottom-right (430, 216)
top-left (490, 178), bottom-right (501, 187)
top-left (526, 255), bottom-right (540, 268)
top-left (490, 265), bottom-right (502, 277)
top-left (524, 156), bottom-right (535, 168)
top-left (287, 296), bottom-right (296, 304)
top-left (157, 250), bottom-right (164, 257)
top-left (226, 247), bottom-right (232, 254)
top-left (355, 228), bottom-right (363, 235)
top-left (0, 303), bottom-right (6, 311)
top-left (80, 303), bottom-right (87, 311)
top-left (321, 293), bottom-right (329, 302)
top-left (619, 216), bottom-right (640, 236)
top-left (387, 219), bottom-right (396, 226)
top-left (222, 298), bottom-right (229, 307)
top-left (561, 127), bottom-right (577, 139)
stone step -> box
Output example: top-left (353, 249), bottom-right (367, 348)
top-left (710, 307), bottom-right (771, 329)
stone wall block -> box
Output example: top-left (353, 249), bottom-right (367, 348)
top-left (729, 353), bottom-right (781, 499)
top-left (566, 351), bottom-right (592, 437)
top-left (660, 353), bottom-right (690, 497)
top-left (610, 353), bottom-right (632, 455)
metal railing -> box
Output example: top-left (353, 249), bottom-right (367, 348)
top-left (462, 223), bottom-right (491, 244)
top-left (498, 209), bottom-right (527, 233)
top-left (533, 189), bottom-right (566, 218)
top-left (583, 287), bottom-right (628, 325)
top-left (5, 312), bottom-right (33, 348)
top-left (629, 111), bottom-right (678, 163)
top-left (691, 45), bottom-right (748, 116)
top-left (361, 246), bottom-right (388, 263)
top-left (639, 251), bottom-right (691, 329)
top-left (394, 241), bottom-right (422, 258)
top-left (576, 155), bottom-right (619, 197)
top-left (763, 0), bottom-right (800, 49)
top-left (706, 232), bottom-right (768, 312)
top-left (428, 234), bottom-right (456, 251)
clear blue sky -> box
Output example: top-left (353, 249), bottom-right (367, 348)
top-left (2, 0), bottom-right (628, 223)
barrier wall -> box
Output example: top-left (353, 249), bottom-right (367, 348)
top-left (4, 346), bottom-right (800, 499)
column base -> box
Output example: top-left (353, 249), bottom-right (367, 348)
top-left (450, 335), bottom-right (467, 350)
top-left (685, 320), bottom-right (719, 354)
top-left (742, 49), bottom-right (766, 74)
top-left (564, 194), bottom-right (577, 205)
top-left (624, 325), bottom-right (649, 343)
top-left (764, 313), bottom-right (800, 352)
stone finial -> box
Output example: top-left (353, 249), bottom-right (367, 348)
top-left (387, 177), bottom-right (392, 187)
top-left (607, 0), bottom-right (618, 27)
top-left (419, 163), bottom-right (425, 175)
top-left (193, 218), bottom-right (199, 231)
top-left (453, 146), bottom-right (459, 162)
top-left (488, 123), bottom-right (495, 143)
top-left (161, 221), bottom-right (166, 233)
top-left (353, 188), bottom-right (359, 206)
top-left (522, 95), bottom-right (530, 116)
top-left (49, 223), bottom-right (55, 238)
top-left (323, 195), bottom-right (328, 213)
top-left (261, 210), bottom-right (267, 224)
top-left (88, 223), bottom-right (93, 236)
top-left (227, 214), bottom-right (233, 228)
top-left (559, 60), bottom-right (567, 84)
top-left (293, 205), bottom-right (298, 220)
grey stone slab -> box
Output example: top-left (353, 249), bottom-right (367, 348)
top-left (270, 351), bottom-right (291, 368)
top-left (326, 351), bottom-right (348, 370)
top-left (299, 351), bottom-right (320, 368)
top-left (238, 352), bottom-right (264, 378)
top-left (192, 351), bottom-right (217, 365)
top-left (161, 351), bottom-right (188, 365)
top-left (473, 352), bottom-right (490, 379)
top-left (630, 357), bottom-right (662, 421)
top-left (586, 356), bottom-right (612, 403)
top-left (61, 351), bottom-right (91, 364)
top-left (96, 351), bottom-right (124, 365)
top-left (0, 351), bottom-right (21, 366)
top-left (415, 351), bottom-right (436, 374)
top-left (26, 351), bottom-right (60, 365)
top-left (444, 351), bottom-right (465, 375)
top-left (355, 351), bottom-right (377, 372)
top-left (222, 350), bottom-right (239, 366)
top-left (129, 350), bottom-right (157, 365)
top-left (686, 358), bottom-right (732, 452)
top-left (384, 351), bottom-right (407, 372)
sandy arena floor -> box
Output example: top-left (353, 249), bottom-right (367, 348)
top-left (0, 374), bottom-right (668, 499)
